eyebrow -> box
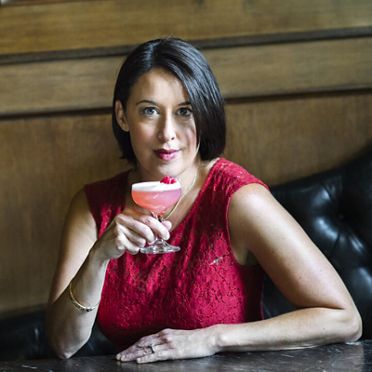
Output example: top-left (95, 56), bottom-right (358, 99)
top-left (135, 100), bottom-right (192, 106)
top-left (136, 99), bottom-right (157, 106)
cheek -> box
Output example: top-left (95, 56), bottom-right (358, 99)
top-left (128, 127), bottom-right (155, 159)
top-left (184, 126), bottom-right (198, 148)
top-left (129, 122), bottom-right (155, 142)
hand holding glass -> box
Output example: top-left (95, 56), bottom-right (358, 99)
top-left (131, 180), bottom-right (182, 254)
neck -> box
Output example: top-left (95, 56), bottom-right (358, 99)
top-left (161, 166), bottom-right (199, 221)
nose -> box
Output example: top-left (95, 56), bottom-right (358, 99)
top-left (157, 113), bottom-right (176, 142)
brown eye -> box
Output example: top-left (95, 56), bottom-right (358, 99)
top-left (177, 107), bottom-right (193, 117)
top-left (142, 107), bottom-right (159, 116)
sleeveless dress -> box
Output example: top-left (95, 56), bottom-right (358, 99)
top-left (84, 158), bottom-right (268, 349)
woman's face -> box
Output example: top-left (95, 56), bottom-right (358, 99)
top-left (116, 67), bottom-right (199, 181)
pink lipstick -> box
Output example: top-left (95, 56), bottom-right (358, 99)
top-left (154, 149), bottom-right (178, 161)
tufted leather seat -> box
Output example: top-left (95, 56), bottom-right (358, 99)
top-left (0, 147), bottom-right (371, 361)
top-left (264, 146), bottom-right (372, 339)
top-left (0, 309), bottom-right (116, 361)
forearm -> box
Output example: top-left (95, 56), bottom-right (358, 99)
top-left (213, 307), bottom-right (362, 352)
top-left (46, 248), bottom-right (109, 359)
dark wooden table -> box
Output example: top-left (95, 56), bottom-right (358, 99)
top-left (0, 340), bottom-right (371, 371)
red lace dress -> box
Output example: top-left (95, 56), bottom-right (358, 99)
top-left (84, 158), bottom-right (268, 349)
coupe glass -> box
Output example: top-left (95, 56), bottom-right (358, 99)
top-left (131, 180), bottom-right (182, 254)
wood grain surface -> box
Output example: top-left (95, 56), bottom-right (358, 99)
top-left (1, 0), bottom-right (372, 55)
top-left (1, 37), bottom-right (372, 116)
top-left (1, 0), bottom-right (372, 313)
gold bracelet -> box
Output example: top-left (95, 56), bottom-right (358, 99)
top-left (68, 281), bottom-right (100, 312)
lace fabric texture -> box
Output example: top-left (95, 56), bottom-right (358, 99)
top-left (84, 158), bottom-right (267, 349)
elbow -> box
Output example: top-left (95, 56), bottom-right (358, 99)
top-left (47, 335), bottom-right (78, 360)
top-left (340, 307), bottom-right (363, 342)
top-left (48, 334), bottom-right (90, 360)
top-left (55, 349), bottom-right (75, 360)
top-left (349, 312), bottom-right (363, 342)
top-left (46, 311), bottom-right (91, 360)
top-left (46, 323), bottom-right (85, 360)
top-left (45, 324), bottom-right (71, 359)
top-left (49, 336), bottom-right (87, 360)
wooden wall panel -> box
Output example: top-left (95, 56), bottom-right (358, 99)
top-left (1, 0), bottom-right (372, 313)
top-left (0, 113), bottom-right (126, 312)
top-left (1, 0), bottom-right (372, 55)
top-left (2, 37), bottom-right (372, 116)
top-left (0, 57), bottom-right (122, 116)
top-left (1, 93), bottom-right (372, 312)
top-left (225, 93), bottom-right (372, 185)
top-left (0, 94), bottom-right (372, 312)
top-left (2, 1), bottom-right (86, 5)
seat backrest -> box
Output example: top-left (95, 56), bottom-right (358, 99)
top-left (0, 309), bottom-right (116, 361)
top-left (264, 147), bottom-right (372, 339)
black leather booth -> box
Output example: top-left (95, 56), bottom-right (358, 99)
top-left (0, 310), bottom-right (116, 361)
top-left (264, 146), bottom-right (372, 339)
top-left (1, 147), bottom-right (371, 360)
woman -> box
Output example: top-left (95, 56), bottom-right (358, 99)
top-left (46, 38), bottom-right (362, 363)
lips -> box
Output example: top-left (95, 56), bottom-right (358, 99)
top-left (154, 149), bottom-right (179, 161)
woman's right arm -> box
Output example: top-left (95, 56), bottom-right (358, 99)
top-left (46, 189), bottom-right (106, 358)
top-left (46, 189), bottom-right (170, 359)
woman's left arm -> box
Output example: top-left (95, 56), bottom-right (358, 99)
top-left (116, 183), bottom-right (362, 363)
top-left (218, 183), bottom-right (362, 351)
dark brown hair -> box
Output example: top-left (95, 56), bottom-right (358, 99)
top-left (112, 37), bottom-right (226, 163)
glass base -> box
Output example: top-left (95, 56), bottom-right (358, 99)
top-left (140, 239), bottom-right (181, 254)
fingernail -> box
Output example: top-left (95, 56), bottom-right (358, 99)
top-left (116, 354), bottom-right (128, 362)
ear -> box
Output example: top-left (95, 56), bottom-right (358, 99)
top-left (115, 100), bottom-right (129, 132)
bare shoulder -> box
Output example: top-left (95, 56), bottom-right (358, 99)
top-left (228, 182), bottom-right (311, 257)
top-left (228, 181), bottom-right (333, 264)
top-left (68, 188), bottom-right (93, 218)
top-left (234, 182), bottom-right (272, 198)
top-left (230, 182), bottom-right (281, 219)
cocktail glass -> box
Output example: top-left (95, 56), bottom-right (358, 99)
top-left (131, 180), bottom-right (182, 254)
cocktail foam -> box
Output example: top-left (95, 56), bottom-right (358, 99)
top-left (132, 180), bottom-right (181, 192)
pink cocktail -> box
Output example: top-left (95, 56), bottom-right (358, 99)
top-left (132, 182), bottom-right (181, 217)
top-left (131, 180), bottom-right (181, 254)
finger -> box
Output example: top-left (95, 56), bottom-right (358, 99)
top-left (110, 233), bottom-right (138, 256)
top-left (116, 345), bottom-right (153, 362)
top-left (121, 240), bottom-right (141, 255)
top-left (136, 348), bottom-right (173, 364)
top-left (112, 225), bottom-right (147, 255)
top-left (135, 334), bottom-right (160, 347)
top-left (162, 220), bottom-right (172, 231)
top-left (119, 225), bottom-right (147, 248)
top-left (139, 216), bottom-right (170, 240)
top-left (116, 332), bottom-right (163, 362)
top-left (116, 214), bottom-right (157, 243)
